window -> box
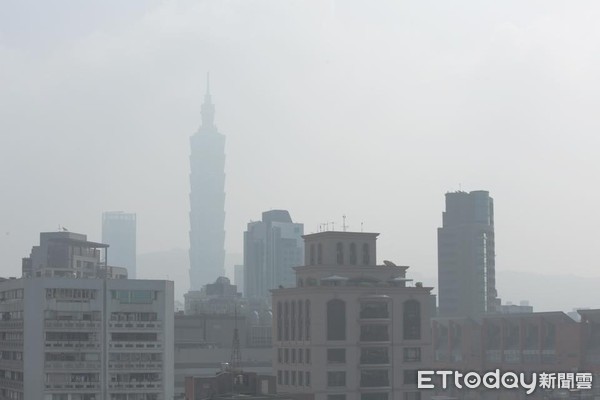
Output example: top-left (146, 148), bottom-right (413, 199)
top-left (360, 369), bottom-right (389, 388)
top-left (360, 301), bottom-right (389, 319)
top-left (360, 325), bottom-right (389, 342)
top-left (403, 300), bottom-right (421, 340)
top-left (291, 370), bottom-right (297, 385)
top-left (277, 370), bottom-right (282, 385)
top-left (278, 348), bottom-right (282, 363)
top-left (305, 300), bottom-right (311, 340)
top-left (404, 370), bottom-right (418, 385)
top-left (362, 243), bottom-right (370, 265)
top-left (336, 243), bottom-right (344, 264)
top-left (361, 394), bottom-right (389, 400)
top-left (327, 299), bottom-right (346, 341)
top-left (284, 302), bottom-right (289, 341)
top-left (277, 302), bottom-right (282, 341)
top-left (298, 370), bottom-right (304, 385)
top-left (284, 370), bottom-right (289, 385)
top-left (299, 348), bottom-right (303, 363)
top-left (317, 244), bottom-right (323, 264)
top-left (327, 348), bottom-right (346, 364)
top-left (360, 393), bottom-right (388, 400)
top-left (360, 347), bottom-right (389, 365)
top-left (403, 348), bottom-right (421, 362)
top-left (305, 371), bottom-right (311, 386)
top-left (306, 349), bottom-right (311, 364)
top-left (350, 243), bottom-right (357, 265)
top-left (327, 371), bottom-right (346, 387)
top-left (284, 348), bottom-right (289, 363)
top-left (298, 300), bottom-right (303, 341)
top-left (291, 301), bottom-right (296, 341)
top-left (291, 348), bottom-right (296, 363)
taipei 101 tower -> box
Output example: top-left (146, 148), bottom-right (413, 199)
top-left (188, 74), bottom-right (226, 290)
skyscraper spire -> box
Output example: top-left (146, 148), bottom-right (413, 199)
top-left (201, 72), bottom-right (215, 128)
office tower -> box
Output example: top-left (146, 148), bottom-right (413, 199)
top-left (0, 231), bottom-right (174, 400)
top-left (244, 210), bottom-right (304, 302)
top-left (437, 190), bottom-right (498, 318)
top-left (189, 76), bottom-right (226, 290)
top-left (234, 264), bottom-right (244, 296)
top-left (102, 211), bottom-right (137, 278)
top-left (272, 231), bottom-right (435, 400)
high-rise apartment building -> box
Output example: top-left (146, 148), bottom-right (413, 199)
top-left (437, 190), bottom-right (498, 318)
top-left (102, 211), bottom-right (137, 278)
top-left (0, 231), bottom-right (174, 400)
top-left (272, 231), bottom-right (435, 400)
top-left (188, 76), bottom-right (226, 290)
top-left (244, 210), bottom-right (304, 302)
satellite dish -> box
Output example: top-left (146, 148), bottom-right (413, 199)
top-left (383, 260), bottom-right (397, 267)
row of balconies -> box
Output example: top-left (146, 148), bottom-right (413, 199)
top-left (109, 342), bottom-right (162, 350)
top-left (0, 341), bottom-right (23, 349)
top-left (45, 320), bottom-right (101, 330)
top-left (44, 361), bottom-right (102, 370)
top-left (0, 320), bottom-right (23, 329)
top-left (0, 378), bottom-right (23, 390)
top-left (108, 382), bottom-right (162, 390)
top-left (108, 362), bottom-right (162, 370)
top-left (108, 322), bottom-right (162, 330)
top-left (45, 342), bottom-right (100, 349)
top-left (44, 383), bottom-right (100, 390)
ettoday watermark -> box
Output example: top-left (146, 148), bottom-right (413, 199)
top-left (417, 370), bottom-right (593, 395)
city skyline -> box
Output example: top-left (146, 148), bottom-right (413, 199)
top-left (1, 1), bottom-right (600, 314)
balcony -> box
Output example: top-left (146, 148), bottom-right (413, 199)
top-left (0, 320), bottom-right (23, 330)
top-left (0, 341), bottom-right (23, 350)
top-left (45, 341), bottom-right (100, 349)
top-left (0, 379), bottom-right (23, 390)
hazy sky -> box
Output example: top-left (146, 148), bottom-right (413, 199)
top-left (1, 1), bottom-right (599, 307)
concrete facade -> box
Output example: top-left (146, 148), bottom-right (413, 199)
top-left (272, 231), bottom-right (435, 400)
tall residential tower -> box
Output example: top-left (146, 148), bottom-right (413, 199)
top-left (189, 76), bottom-right (226, 290)
top-left (437, 190), bottom-right (498, 318)
top-left (244, 210), bottom-right (304, 302)
top-left (102, 211), bottom-right (137, 278)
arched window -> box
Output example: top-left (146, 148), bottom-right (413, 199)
top-left (350, 243), bottom-right (357, 265)
top-left (291, 301), bottom-right (296, 341)
top-left (317, 244), bottom-right (323, 265)
top-left (305, 300), bottom-right (311, 340)
top-left (362, 243), bottom-right (370, 265)
top-left (310, 244), bottom-right (316, 265)
top-left (277, 302), bottom-right (282, 341)
top-left (336, 243), bottom-right (344, 265)
top-left (298, 300), bottom-right (304, 341)
top-left (403, 300), bottom-right (421, 340)
top-left (327, 299), bottom-right (346, 341)
top-left (284, 301), bottom-right (290, 341)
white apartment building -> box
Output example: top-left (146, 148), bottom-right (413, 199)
top-left (272, 231), bottom-right (435, 400)
top-left (0, 232), bottom-right (174, 400)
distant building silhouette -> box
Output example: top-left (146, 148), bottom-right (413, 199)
top-left (437, 190), bottom-right (498, 318)
top-left (102, 211), bottom-right (136, 278)
top-left (189, 74), bottom-right (226, 290)
top-left (244, 210), bottom-right (304, 302)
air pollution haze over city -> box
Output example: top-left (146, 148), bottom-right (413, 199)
top-left (1, 1), bottom-right (599, 312)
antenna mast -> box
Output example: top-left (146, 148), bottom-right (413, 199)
top-left (230, 304), bottom-right (242, 372)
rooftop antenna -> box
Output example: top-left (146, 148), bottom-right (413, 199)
top-left (331, 221), bottom-right (335, 231)
top-left (230, 304), bottom-right (241, 372)
top-left (361, 222), bottom-right (364, 232)
top-left (342, 215), bottom-right (348, 232)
